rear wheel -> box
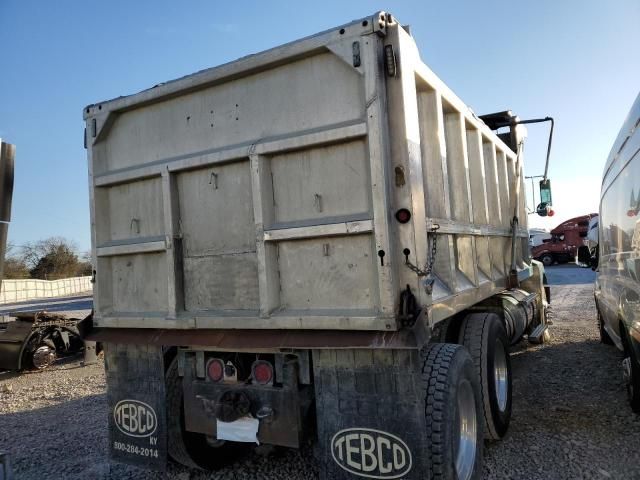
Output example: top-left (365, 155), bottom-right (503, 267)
top-left (22, 338), bottom-right (56, 370)
top-left (32, 344), bottom-right (56, 369)
top-left (166, 358), bottom-right (251, 469)
top-left (458, 313), bottom-right (512, 440)
top-left (422, 343), bottom-right (483, 480)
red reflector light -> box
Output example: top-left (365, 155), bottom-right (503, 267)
top-left (252, 360), bottom-right (274, 385)
top-left (395, 208), bottom-right (411, 224)
top-left (207, 358), bottom-right (224, 382)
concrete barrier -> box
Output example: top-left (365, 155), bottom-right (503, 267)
top-left (0, 276), bottom-right (92, 304)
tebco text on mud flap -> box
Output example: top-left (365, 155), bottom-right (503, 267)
top-left (113, 400), bottom-right (158, 438)
top-left (331, 428), bottom-right (413, 479)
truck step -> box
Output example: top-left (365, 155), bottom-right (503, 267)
top-left (528, 324), bottom-right (550, 344)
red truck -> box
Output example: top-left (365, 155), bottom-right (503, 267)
top-left (531, 213), bottom-right (598, 266)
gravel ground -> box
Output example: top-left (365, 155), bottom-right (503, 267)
top-left (1, 265), bottom-right (639, 479)
top-left (483, 268), bottom-right (640, 480)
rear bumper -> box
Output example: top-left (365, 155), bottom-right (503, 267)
top-left (182, 353), bottom-right (312, 448)
top-left (85, 327), bottom-right (417, 351)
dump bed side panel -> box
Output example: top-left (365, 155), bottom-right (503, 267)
top-left (383, 25), bottom-right (531, 324)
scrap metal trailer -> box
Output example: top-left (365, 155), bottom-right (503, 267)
top-left (0, 140), bottom-right (96, 371)
top-left (83, 12), bottom-right (549, 480)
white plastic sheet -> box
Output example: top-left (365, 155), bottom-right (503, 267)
top-left (216, 416), bottom-right (260, 444)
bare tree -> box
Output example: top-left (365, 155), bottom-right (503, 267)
top-left (21, 237), bottom-right (78, 270)
top-left (19, 237), bottom-right (85, 280)
top-left (3, 241), bottom-right (30, 279)
top-left (3, 237), bottom-right (91, 280)
top-left (3, 257), bottom-right (30, 279)
top-left (77, 250), bottom-right (93, 276)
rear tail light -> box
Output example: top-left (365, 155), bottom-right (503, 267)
top-left (395, 208), bottom-right (411, 224)
top-left (206, 358), bottom-right (225, 382)
top-left (251, 360), bottom-right (274, 385)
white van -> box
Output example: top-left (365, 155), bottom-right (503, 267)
top-left (593, 92), bottom-right (640, 412)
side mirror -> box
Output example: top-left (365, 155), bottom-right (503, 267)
top-left (537, 179), bottom-right (554, 216)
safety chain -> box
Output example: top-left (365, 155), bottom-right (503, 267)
top-left (405, 225), bottom-right (440, 277)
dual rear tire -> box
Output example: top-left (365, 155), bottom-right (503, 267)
top-left (422, 313), bottom-right (512, 480)
top-left (458, 313), bottom-right (512, 440)
top-left (422, 343), bottom-right (483, 480)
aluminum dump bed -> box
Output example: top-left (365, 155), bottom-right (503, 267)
top-left (84, 12), bottom-right (530, 332)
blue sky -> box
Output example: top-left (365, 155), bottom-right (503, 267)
top-left (0, 1), bottom-right (638, 252)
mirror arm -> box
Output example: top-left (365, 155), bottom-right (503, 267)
top-left (511, 117), bottom-right (554, 181)
top-left (496, 116), bottom-right (555, 217)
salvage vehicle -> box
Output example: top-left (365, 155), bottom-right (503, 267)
top-left (531, 213), bottom-right (598, 266)
top-left (0, 141), bottom-right (91, 371)
top-left (588, 91), bottom-right (640, 413)
top-left (82, 12), bottom-right (554, 479)
top-left (529, 228), bottom-right (551, 248)
top-left (0, 311), bottom-right (85, 370)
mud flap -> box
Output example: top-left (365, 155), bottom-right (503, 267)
top-left (104, 343), bottom-right (167, 470)
top-left (313, 349), bottom-right (428, 480)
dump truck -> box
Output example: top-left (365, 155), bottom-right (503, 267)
top-left (83, 12), bottom-right (552, 480)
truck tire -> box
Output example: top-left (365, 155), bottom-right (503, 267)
top-left (166, 358), bottom-right (205, 469)
top-left (422, 343), bottom-right (483, 480)
top-left (458, 313), bottom-right (512, 440)
top-left (540, 254), bottom-right (554, 267)
top-left (166, 358), bottom-right (249, 469)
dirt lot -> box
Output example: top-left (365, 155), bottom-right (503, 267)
top-left (1, 265), bottom-right (639, 479)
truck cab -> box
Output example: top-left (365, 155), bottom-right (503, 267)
top-left (531, 213), bottom-right (598, 266)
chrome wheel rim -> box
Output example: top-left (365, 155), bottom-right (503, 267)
top-left (32, 345), bottom-right (55, 369)
top-left (494, 340), bottom-right (509, 412)
top-left (455, 379), bottom-right (477, 480)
